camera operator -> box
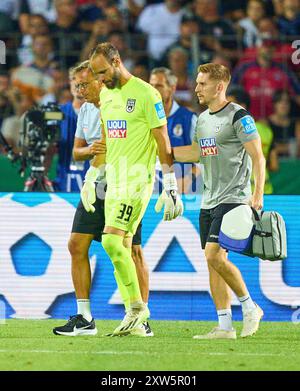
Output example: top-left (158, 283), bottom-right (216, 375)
top-left (1, 88), bottom-right (33, 152)
top-left (54, 66), bottom-right (86, 192)
top-left (1, 97), bottom-right (64, 192)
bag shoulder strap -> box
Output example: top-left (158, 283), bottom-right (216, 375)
top-left (251, 207), bottom-right (260, 221)
top-left (251, 207), bottom-right (271, 236)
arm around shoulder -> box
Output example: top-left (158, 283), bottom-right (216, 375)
top-left (73, 137), bottom-right (92, 161)
top-left (173, 141), bottom-right (200, 163)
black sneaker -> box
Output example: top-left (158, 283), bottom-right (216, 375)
top-left (53, 315), bottom-right (98, 336)
top-left (130, 321), bottom-right (154, 337)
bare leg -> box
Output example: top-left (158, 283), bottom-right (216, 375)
top-left (208, 261), bottom-right (231, 310)
top-left (205, 242), bottom-right (248, 298)
top-left (131, 245), bottom-right (149, 303)
top-left (122, 236), bottom-right (149, 303)
top-left (68, 233), bottom-right (93, 299)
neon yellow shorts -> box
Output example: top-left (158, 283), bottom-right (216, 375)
top-left (104, 182), bottom-right (153, 235)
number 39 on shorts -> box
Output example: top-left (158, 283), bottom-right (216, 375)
top-left (117, 203), bottom-right (133, 222)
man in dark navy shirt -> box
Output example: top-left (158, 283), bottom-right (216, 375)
top-left (55, 66), bottom-right (86, 192)
top-left (194, 0), bottom-right (238, 61)
top-left (278, 0), bottom-right (300, 41)
top-left (149, 67), bottom-right (198, 194)
top-left (50, 0), bottom-right (85, 68)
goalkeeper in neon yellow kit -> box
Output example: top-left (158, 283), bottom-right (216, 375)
top-left (80, 43), bottom-right (183, 336)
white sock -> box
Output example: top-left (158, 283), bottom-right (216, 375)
top-left (77, 299), bottom-right (92, 322)
top-left (217, 309), bottom-right (233, 331)
top-left (238, 294), bottom-right (256, 313)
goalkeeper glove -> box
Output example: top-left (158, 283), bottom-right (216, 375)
top-left (155, 172), bottom-right (184, 221)
top-left (81, 166), bottom-right (99, 213)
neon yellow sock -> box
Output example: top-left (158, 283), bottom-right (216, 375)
top-left (102, 233), bottom-right (142, 303)
top-left (114, 270), bottom-right (130, 312)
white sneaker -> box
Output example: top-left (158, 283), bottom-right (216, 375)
top-left (112, 304), bottom-right (150, 336)
top-left (193, 327), bottom-right (237, 340)
top-left (130, 321), bottom-right (154, 337)
top-left (241, 304), bottom-right (264, 337)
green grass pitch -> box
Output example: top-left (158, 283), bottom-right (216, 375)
top-left (0, 320), bottom-right (299, 371)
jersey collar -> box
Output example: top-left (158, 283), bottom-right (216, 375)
top-left (168, 100), bottom-right (180, 118)
top-left (209, 101), bottom-right (230, 115)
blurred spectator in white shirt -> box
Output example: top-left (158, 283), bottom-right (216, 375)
top-left (137, 0), bottom-right (184, 62)
top-left (238, 0), bottom-right (266, 48)
top-left (12, 35), bottom-right (57, 103)
top-left (18, 14), bottom-right (49, 66)
top-left (19, 0), bottom-right (56, 33)
top-left (0, 0), bottom-right (20, 21)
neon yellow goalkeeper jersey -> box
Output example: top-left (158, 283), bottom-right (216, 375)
top-left (100, 76), bottom-right (167, 187)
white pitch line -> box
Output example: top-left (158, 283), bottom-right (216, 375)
top-left (0, 349), bottom-right (145, 356)
top-left (0, 349), bottom-right (296, 357)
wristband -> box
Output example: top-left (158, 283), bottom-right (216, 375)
top-left (85, 166), bottom-right (100, 182)
top-left (163, 172), bottom-right (177, 191)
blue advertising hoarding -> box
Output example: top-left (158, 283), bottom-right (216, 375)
top-left (0, 193), bottom-right (299, 322)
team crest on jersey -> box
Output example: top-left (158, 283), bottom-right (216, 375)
top-left (107, 120), bottom-right (127, 138)
top-left (215, 124), bottom-right (223, 133)
top-left (173, 124), bottom-right (183, 137)
top-left (200, 137), bottom-right (218, 156)
top-left (126, 99), bottom-right (136, 113)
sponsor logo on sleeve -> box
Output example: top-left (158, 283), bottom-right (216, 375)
top-left (200, 137), bottom-right (218, 156)
top-left (107, 120), bottom-right (127, 138)
top-left (240, 115), bottom-right (257, 134)
top-left (155, 102), bottom-right (166, 119)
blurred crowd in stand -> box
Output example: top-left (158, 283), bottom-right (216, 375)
top-left (1, 0), bottom-right (300, 193)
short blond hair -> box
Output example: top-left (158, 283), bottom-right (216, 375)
top-left (198, 63), bottom-right (231, 83)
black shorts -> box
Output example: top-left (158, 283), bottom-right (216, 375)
top-left (71, 198), bottom-right (142, 245)
top-left (199, 203), bottom-right (243, 249)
